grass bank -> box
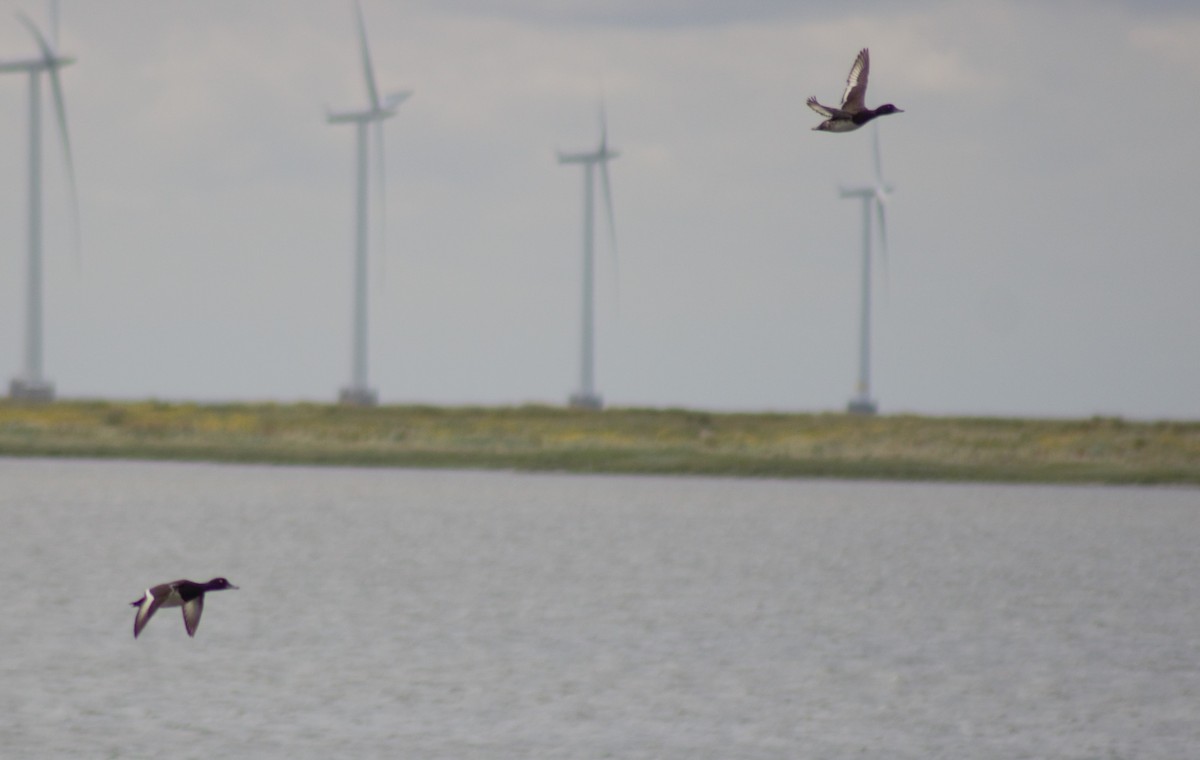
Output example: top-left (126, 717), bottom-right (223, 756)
top-left (0, 400), bottom-right (1197, 485)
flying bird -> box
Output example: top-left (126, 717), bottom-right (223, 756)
top-left (808, 48), bottom-right (903, 133)
top-left (131, 578), bottom-right (238, 638)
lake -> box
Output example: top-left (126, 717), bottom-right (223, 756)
top-left (0, 458), bottom-right (1196, 758)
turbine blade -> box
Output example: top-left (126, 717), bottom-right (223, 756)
top-left (874, 195), bottom-right (889, 298)
top-left (373, 121), bottom-right (388, 287)
top-left (16, 12), bottom-right (53, 56)
top-left (50, 68), bottom-right (81, 260)
top-left (873, 128), bottom-right (886, 183)
top-left (49, 0), bottom-right (60, 50)
top-left (599, 161), bottom-right (617, 253)
top-left (599, 158), bottom-right (619, 306)
top-left (19, 12), bottom-right (80, 260)
top-left (354, 0), bottom-right (381, 112)
top-left (599, 98), bottom-right (608, 152)
top-left (384, 90), bottom-right (412, 110)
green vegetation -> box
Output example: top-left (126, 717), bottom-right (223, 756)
top-left (0, 399), bottom-right (1197, 485)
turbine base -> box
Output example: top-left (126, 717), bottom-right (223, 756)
top-left (9, 378), bottom-right (55, 403)
top-left (568, 392), bottom-right (603, 411)
top-left (846, 397), bottom-right (877, 416)
top-left (338, 386), bottom-right (379, 407)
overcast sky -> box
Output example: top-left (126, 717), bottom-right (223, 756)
top-left (0, 0), bottom-right (1196, 418)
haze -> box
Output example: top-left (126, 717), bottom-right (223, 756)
top-left (0, 0), bottom-right (1196, 419)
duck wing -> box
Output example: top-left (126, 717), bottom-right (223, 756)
top-left (807, 97), bottom-right (846, 118)
top-left (840, 48), bottom-right (870, 111)
top-left (133, 589), bottom-right (166, 638)
top-left (181, 595), bottom-right (205, 637)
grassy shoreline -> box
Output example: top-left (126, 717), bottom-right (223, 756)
top-left (1, 399), bottom-right (1197, 485)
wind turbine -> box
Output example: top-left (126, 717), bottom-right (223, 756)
top-left (327, 0), bottom-right (410, 407)
top-left (1, 2), bottom-right (78, 402)
top-left (558, 103), bottom-right (618, 410)
top-left (839, 125), bottom-right (893, 416)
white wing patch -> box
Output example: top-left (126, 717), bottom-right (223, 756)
top-left (806, 97), bottom-right (834, 118)
top-left (133, 589), bottom-right (161, 638)
top-left (840, 48), bottom-right (870, 109)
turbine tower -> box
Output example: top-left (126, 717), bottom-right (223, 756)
top-left (327, 0), bottom-right (410, 407)
top-left (558, 103), bottom-right (618, 410)
top-left (839, 125), bottom-right (893, 416)
top-left (1, 3), bottom-right (78, 402)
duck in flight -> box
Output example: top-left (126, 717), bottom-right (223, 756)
top-left (131, 578), bottom-right (238, 638)
top-left (808, 48), bottom-right (903, 132)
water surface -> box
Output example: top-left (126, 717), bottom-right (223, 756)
top-left (0, 459), bottom-right (1196, 758)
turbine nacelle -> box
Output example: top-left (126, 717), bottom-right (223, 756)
top-left (327, 90), bottom-right (411, 124)
top-left (556, 147), bottom-right (619, 165)
top-left (838, 186), bottom-right (875, 199)
top-left (9, 11), bottom-right (72, 67)
top-left (383, 91), bottom-right (412, 110)
top-left (327, 106), bottom-right (397, 124)
top-left (0, 13), bottom-right (73, 71)
top-left (0, 53), bottom-right (74, 73)
top-left (559, 95), bottom-right (619, 165)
